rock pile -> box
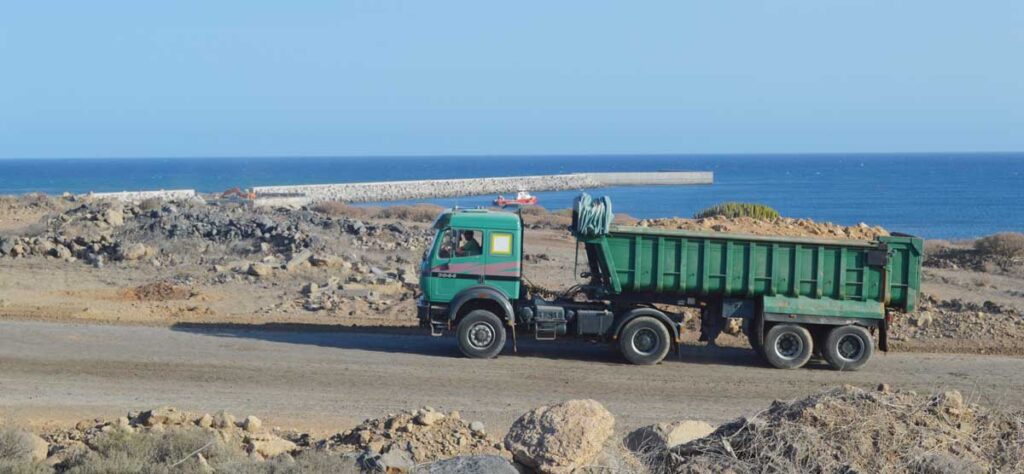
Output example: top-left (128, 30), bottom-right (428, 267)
top-left (0, 199), bottom-right (135, 264)
top-left (889, 294), bottom-right (1024, 353)
top-left (38, 406), bottom-right (301, 469)
top-left (301, 278), bottom-right (413, 313)
top-left (638, 215), bottom-right (889, 241)
top-left (665, 385), bottom-right (1024, 474)
top-left (0, 196), bottom-right (432, 266)
top-left (325, 407), bottom-right (505, 471)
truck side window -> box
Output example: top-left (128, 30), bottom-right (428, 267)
top-left (437, 229), bottom-right (484, 259)
top-left (456, 230), bottom-right (482, 257)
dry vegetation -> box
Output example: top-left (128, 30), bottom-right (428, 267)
top-left (663, 385), bottom-right (1024, 474)
top-left (40, 429), bottom-right (355, 473)
top-left (3, 385), bottom-right (1020, 473)
top-left (310, 201), bottom-right (441, 223)
top-left (974, 232), bottom-right (1024, 262)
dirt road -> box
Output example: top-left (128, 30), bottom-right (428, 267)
top-left (1, 319), bottom-right (1021, 436)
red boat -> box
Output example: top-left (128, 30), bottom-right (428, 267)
top-left (494, 190), bottom-right (538, 207)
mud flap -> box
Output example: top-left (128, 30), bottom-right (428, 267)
top-left (879, 312), bottom-right (890, 352)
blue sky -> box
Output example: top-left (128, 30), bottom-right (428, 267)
top-left (1, 1), bottom-right (1021, 158)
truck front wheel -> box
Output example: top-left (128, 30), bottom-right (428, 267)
top-left (822, 325), bottom-right (874, 371)
top-left (456, 310), bottom-right (507, 359)
top-left (763, 324), bottom-right (813, 369)
top-left (619, 317), bottom-right (671, 365)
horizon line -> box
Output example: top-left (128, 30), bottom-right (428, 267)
top-left (2, 150), bottom-right (1024, 161)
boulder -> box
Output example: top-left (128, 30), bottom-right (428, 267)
top-left (247, 433), bottom-right (296, 458)
top-left (285, 250), bottom-right (313, 272)
top-left (723, 318), bottom-right (743, 336)
top-left (415, 410), bottom-right (445, 426)
top-left (248, 262), bottom-right (273, 277)
top-left (197, 413), bottom-right (213, 428)
top-left (375, 448), bottom-right (415, 473)
top-left (398, 267), bottom-right (419, 285)
top-left (31, 239), bottom-right (55, 256)
top-left (103, 207), bottom-right (125, 226)
top-left (28, 432), bottom-right (49, 462)
top-left (213, 411), bottom-right (236, 430)
top-left (119, 243), bottom-right (149, 261)
top-left (914, 312), bottom-right (934, 328)
top-left (49, 245), bottom-right (73, 259)
top-left (504, 399), bottom-right (615, 474)
top-left (415, 455), bottom-right (518, 474)
top-left (0, 236), bottom-right (14, 256)
top-left (139, 406), bottom-right (188, 426)
top-left (310, 254), bottom-right (345, 267)
top-left (624, 420), bottom-right (715, 454)
top-left (242, 415), bottom-right (262, 432)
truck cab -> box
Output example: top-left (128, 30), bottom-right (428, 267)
top-left (418, 206), bottom-right (679, 364)
top-left (418, 208), bottom-right (524, 354)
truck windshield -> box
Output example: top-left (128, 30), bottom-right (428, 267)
top-left (423, 228), bottom-right (443, 261)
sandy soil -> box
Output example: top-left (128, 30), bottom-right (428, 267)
top-left (0, 195), bottom-right (1022, 354)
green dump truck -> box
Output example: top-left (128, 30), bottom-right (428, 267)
top-left (417, 195), bottom-right (922, 370)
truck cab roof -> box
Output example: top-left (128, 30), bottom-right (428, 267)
top-left (433, 207), bottom-right (521, 231)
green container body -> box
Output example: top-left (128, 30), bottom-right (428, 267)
top-left (583, 225), bottom-right (922, 318)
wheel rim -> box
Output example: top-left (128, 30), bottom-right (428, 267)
top-left (836, 334), bottom-right (865, 362)
top-left (774, 332), bottom-right (804, 360)
top-left (631, 328), bottom-right (660, 356)
top-left (467, 322), bottom-right (495, 349)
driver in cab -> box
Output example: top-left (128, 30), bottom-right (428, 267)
top-left (456, 230), bottom-right (481, 257)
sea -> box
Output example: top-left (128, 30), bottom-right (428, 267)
top-left (1, 153), bottom-right (1021, 240)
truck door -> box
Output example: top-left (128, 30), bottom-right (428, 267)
top-left (429, 227), bottom-right (486, 302)
top-left (482, 229), bottom-right (520, 299)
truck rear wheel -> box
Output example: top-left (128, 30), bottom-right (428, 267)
top-left (619, 317), bottom-right (671, 365)
top-left (456, 310), bottom-right (507, 359)
top-left (822, 325), bottom-right (874, 371)
top-left (763, 324), bottom-right (813, 369)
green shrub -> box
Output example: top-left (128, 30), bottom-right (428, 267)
top-left (695, 202), bottom-right (780, 221)
top-left (974, 232), bottom-right (1024, 260)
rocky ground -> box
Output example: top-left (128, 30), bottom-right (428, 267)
top-left (1, 194), bottom-right (1023, 354)
top-left (0, 385), bottom-right (1019, 473)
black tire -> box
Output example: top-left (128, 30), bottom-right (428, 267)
top-left (456, 310), bottom-right (507, 359)
top-left (619, 316), bottom-right (671, 365)
top-left (763, 324), bottom-right (814, 369)
top-left (822, 325), bottom-right (874, 371)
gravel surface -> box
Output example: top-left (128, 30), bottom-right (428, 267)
top-left (0, 320), bottom-right (1021, 437)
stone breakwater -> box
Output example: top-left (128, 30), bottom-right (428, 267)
top-left (87, 189), bottom-right (197, 202)
top-left (253, 171), bottom-right (712, 206)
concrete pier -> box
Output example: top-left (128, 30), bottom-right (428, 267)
top-left (88, 189), bottom-right (197, 202)
top-left (252, 171), bottom-right (712, 207)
